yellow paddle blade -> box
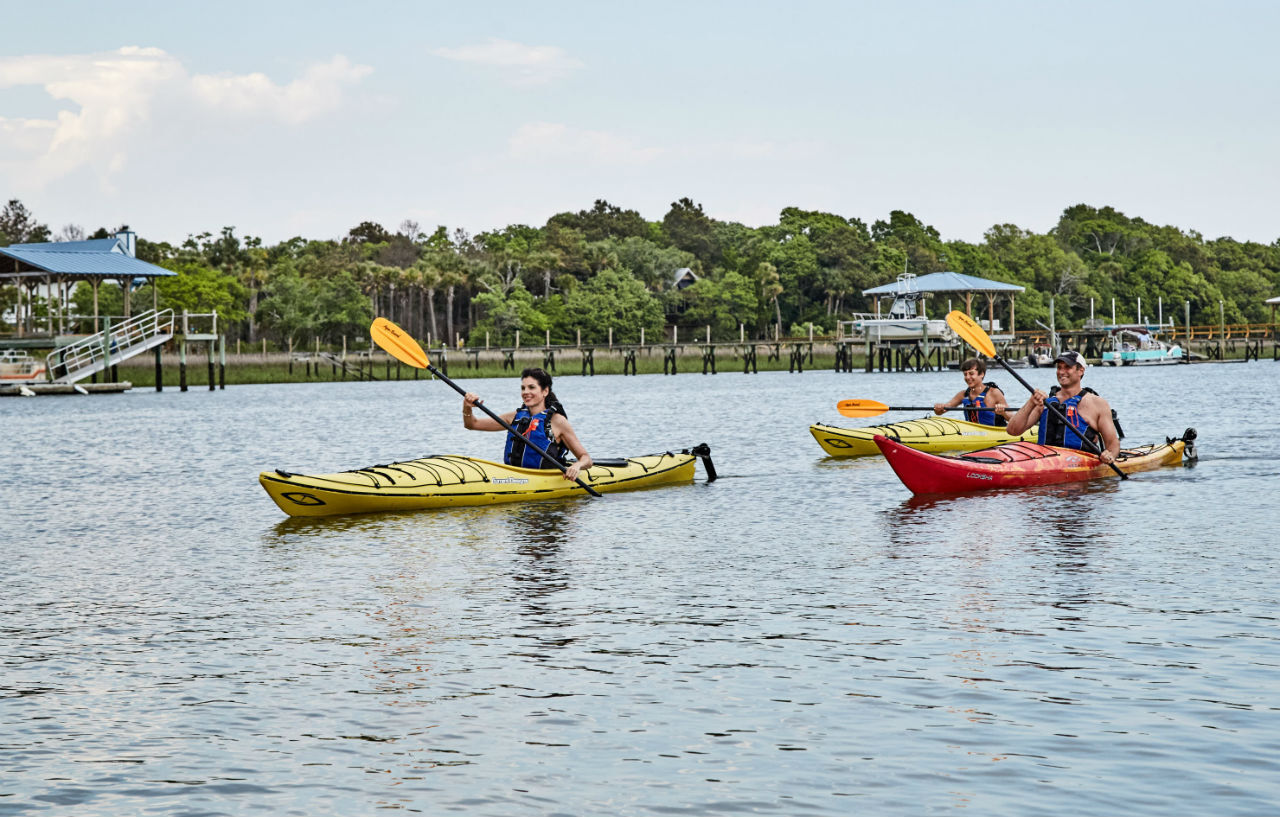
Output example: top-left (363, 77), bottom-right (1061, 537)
top-left (836, 398), bottom-right (891, 418)
top-left (370, 317), bottom-right (430, 368)
top-left (945, 310), bottom-right (996, 358)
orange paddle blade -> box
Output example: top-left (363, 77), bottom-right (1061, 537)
top-left (836, 399), bottom-right (891, 418)
top-left (945, 310), bottom-right (996, 358)
top-left (370, 317), bottom-right (430, 368)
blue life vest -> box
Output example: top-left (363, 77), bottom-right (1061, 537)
top-left (504, 406), bottom-right (567, 469)
top-left (1038, 387), bottom-right (1101, 450)
top-left (962, 382), bottom-right (1005, 427)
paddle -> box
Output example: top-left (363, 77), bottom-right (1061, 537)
top-left (836, 399), bottom-right (1022, 419)
top-left (944, 310), bottom-right (1127, 480)
top-left (369, 317), bottom-right (603, 497)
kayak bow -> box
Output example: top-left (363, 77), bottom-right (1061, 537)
top-left (810, 416), bottom-right (1036, 458)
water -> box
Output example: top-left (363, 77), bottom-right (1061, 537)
top-left (2, 363), bottom-right (1277, 815)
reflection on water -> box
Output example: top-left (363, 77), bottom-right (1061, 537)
top-left (2, 366), bottom-right (1279, 817)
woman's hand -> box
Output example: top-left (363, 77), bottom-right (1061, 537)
top-left (462, 392), bottom-right (481, 428)
top-left (563, 455), bottom-right (591, 482)
top-left (933, 403), bottom-right (946, 415)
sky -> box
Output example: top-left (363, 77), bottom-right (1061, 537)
top-left (1, 0), bottom-right (1278, 248)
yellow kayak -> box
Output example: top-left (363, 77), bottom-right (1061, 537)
top-left (810, 417), bottom-right (1037, 458)
top-left (260, 445), bottom-right (714, 517)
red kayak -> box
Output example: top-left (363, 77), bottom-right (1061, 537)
top-left (874, 430), bottom-right (1196, 495)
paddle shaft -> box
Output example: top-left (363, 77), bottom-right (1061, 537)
top-left (427, 363), bottom-right (603, 497)
top-left (991, 355), bottom-right (1128, 479)
top-left (890, 405), bottom-right (1022, 413)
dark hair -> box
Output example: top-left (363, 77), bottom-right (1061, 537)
top-left (961, 357), bottom-right (987, 374)
top-left (520, 367), bottom-right (566, 417)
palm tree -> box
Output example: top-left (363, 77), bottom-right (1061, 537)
top-left (413, 260), bottom-right (441, 343)
top-left (757, 261), bottom-right (783, 337)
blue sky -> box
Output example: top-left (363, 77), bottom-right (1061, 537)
top-left (2, 1), bottom-right (1277, 247)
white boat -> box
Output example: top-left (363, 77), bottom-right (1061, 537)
top-left (845, 273), bottom-right (959, 342)
top-left (0, 349), bottom-right (48, 382)
top-left (1100, 327), bottom-right (1186, 366)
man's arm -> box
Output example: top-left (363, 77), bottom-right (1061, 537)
top-left (1084, 396), bottom-right (1121, 462)
top-left (1005, 389), bottom-right (1045, 435)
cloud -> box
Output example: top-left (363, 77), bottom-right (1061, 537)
top-left (0, 47), bottom-right (371, 189)
top-left (431, 38), bottom-right (583, 86)
top-left (191, 55), bottom-right (372, 124)
top-left (508, 122), bottom-right (662, 164)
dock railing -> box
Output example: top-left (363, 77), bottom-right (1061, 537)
top-left (46, 309), bottom-right (175, 383)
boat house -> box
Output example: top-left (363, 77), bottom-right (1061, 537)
top-left (860, 271), bottom-right (1025, 336)
top-left (0, 231), bottom-right (175, 337)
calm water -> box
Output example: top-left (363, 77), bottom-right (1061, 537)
top-left (2, 362), bottom-right (1277, 816)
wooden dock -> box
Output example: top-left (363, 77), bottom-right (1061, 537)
top-left (0, 381), bottom-right (133, 397)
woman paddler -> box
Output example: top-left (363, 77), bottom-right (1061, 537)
top-left (462, 367), bottom-right (594, 481)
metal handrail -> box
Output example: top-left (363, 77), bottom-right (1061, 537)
top-left (45, 309), bottom-right (175, 382)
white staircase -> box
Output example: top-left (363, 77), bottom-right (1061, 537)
top-left (47, 309), bottom-right (175, 383)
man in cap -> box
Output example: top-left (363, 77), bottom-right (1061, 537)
top-left (1005, 350), bottom-right (1121, 463)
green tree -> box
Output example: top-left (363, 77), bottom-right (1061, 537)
top-left (680, 270), bottom-right (759, 339)
top-left (870, 210), bottom-right (945, 274)
top-left (547, 199), bottom-right (649, 242)
top-left (606, 236), bottom-right (697, 291)
top-left (563, 268), bottom-right (663, 343)
top-left (662, 197), bottom-right (717, 264)
top-left (756, 261), bottom-right (783, 335)
top-left (256, 269), bottom-right (320, 346)
top-left (469, 282), bottom-right (550, 345)
top-left (0, 199), bottom-right (51, 245)
top-left (151, 261), bottom-right (249, 321)
top-left (346, 220), bottom-right (392, 245)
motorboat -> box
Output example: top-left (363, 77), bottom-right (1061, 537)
top-left (0, 349), bottom-right (47, 382)
top-left (1100, 327), bottom-right (1186, 366)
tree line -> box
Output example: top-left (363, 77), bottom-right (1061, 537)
top-left (3, 197), bottom-right (1278, 347)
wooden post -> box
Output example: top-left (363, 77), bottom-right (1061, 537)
top-left (101, 317), bottom-right (113, 382)
top-left (1050, 297), bottom-right (1056, 354)
top-left (1185, 301), bottom-right (1191, 347)
top-left (154, 346), bottom-right (163, 392)
top-left (207, 339), bottom-right (215, 391)
top-left (1219, 300), bottom-right (1226, 359)
top-left (219, 335), bottom-right (226, 389)
top-left (179, 337), bottom-right (188, 392)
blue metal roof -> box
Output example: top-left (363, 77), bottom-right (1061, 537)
top-left (863, 271), bottom-right (1024, 296)
top-left (0, 237), bottom-right (175, 279)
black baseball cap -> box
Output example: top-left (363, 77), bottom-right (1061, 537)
top-left (1054, 350), bottom-right (1087, 370)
